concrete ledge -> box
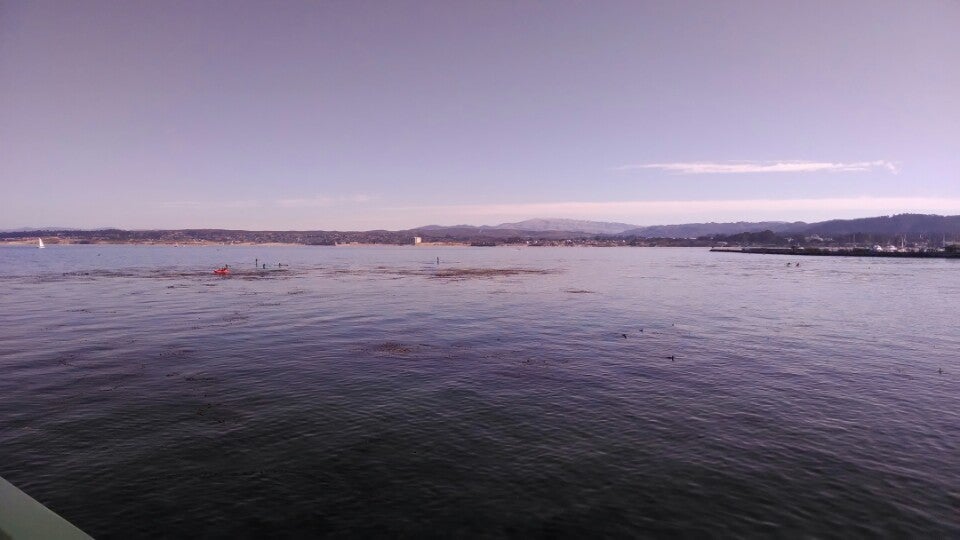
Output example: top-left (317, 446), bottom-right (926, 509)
top-left (0, 476), bottom-right (92, 539)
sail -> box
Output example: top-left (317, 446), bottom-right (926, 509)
top-left (38, 238), bottom-right (45, 248)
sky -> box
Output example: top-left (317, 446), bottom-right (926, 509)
top-left (1, 0), bottom-right (958, 230)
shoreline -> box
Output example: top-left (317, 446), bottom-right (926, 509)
top-left (2, 239), bottom-right (697, 248)
top-left (0, 240), bottom-right (474, 248)
top-left (712, 247), bottom-right (960, 259)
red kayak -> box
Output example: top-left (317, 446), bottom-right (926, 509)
top-left (213, 267), bottom-right (230, 275)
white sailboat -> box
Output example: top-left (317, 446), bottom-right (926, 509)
top-left (37, 238), bottom-right (45, 249)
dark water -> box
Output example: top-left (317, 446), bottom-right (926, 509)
top-left (1, 245), bottom-right (957, 537)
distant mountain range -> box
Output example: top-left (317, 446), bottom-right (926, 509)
top-left (1, 226), bottom-right (85, 232)
top-left (411, 219), bottom-right (804, 238)
top-left (413, 218), bottom-right (635, 236)
top-left (493, 218), bottom-right (638, 235)
top-left (420, 214), bottom-right (960, 238)
top-left (800, 214), bottom-right (960, 236)
top-left (620, 221), bottom-right (803, 238)
top-left (6, 214), bottom-right (960, 243)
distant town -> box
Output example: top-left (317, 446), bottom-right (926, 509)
top-left (3, 213), bottom-right (960, 252)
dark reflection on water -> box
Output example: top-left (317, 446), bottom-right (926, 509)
top-left (1, 245), bottom-right (958, 537)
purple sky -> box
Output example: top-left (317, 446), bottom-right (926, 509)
top-left (1, 1), bottom-right (958, 229)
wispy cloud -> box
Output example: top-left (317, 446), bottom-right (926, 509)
top-left (392, 197), bottom-right (960, 223)
top-left (151, 195), bottom-right (959, 229)
top-left (616, 160), bottom-right (901, 175)
top-left (157, 200), bottom-right (261, 209)
top-left (274, 194), bottom-right (371, 208)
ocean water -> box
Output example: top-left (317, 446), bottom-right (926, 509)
top-left (1, 245), bottom-right (957, 537)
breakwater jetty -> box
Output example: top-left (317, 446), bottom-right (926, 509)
top-left (711, 247), bottom-right (960, 259)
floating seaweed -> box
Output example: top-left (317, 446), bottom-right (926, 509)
top-left (373, 342), bottom-right (414, 355)
top-left (430, 268), bottom-right (553, 279)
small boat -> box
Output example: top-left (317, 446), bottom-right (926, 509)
top-left (213, 266), bottom-right (230, 275)
top-left (37, 238), bottom-right (45, 249)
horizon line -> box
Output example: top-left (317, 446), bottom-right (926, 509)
top-left (4, 211), bottom-right (959, 233)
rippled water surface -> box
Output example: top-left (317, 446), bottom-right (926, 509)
top-left (1, 245), bottom-right (958, 537)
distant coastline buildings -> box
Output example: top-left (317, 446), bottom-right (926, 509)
top-left (4, 214), bottom-right (960, 248)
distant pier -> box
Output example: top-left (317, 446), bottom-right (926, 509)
top-left (711, 247), bottom-right (960, 259)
